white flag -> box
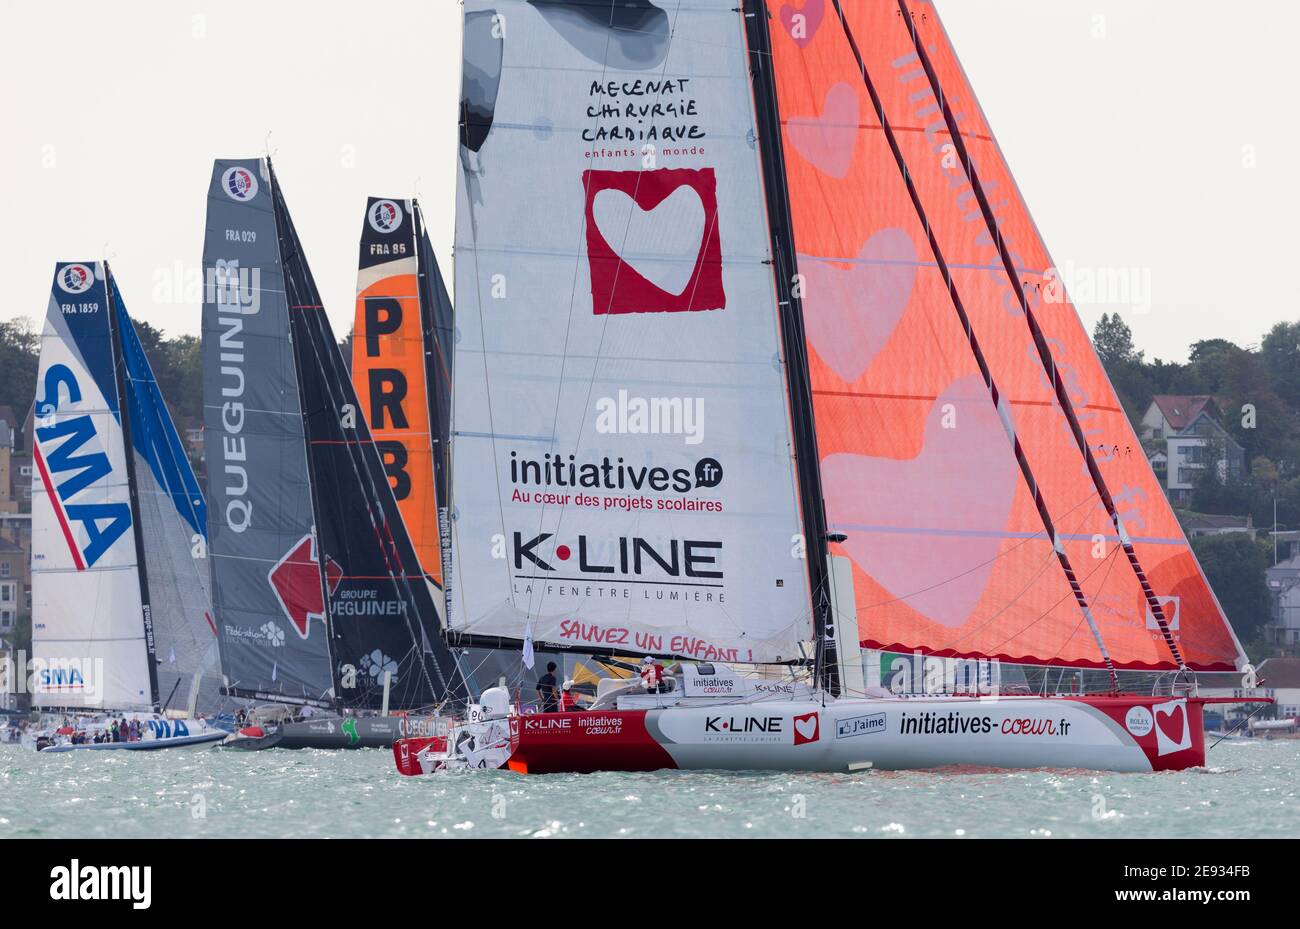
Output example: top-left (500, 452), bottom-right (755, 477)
top-left (521, 619), bottom-right (535, 670)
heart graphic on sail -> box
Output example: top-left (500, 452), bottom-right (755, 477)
top-left (779, 0), bottom-right (825, 47)
top-left (583, 167), bottom-right (726, 315)
top-left (1149, 699), bottom-right (1192, 756)
top-left (787, 82), bottom-right (859, 179)
top-left (593, 185), bottom-right (706, 297)
top-left (820, 376), bottom-right (1018, 629)
top-left (1156, 703), bottom-right (1185, 744)
top-left (801, 227), bottom-right (918, 383)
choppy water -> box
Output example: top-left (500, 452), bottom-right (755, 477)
top-left (1, 739), bottom-right (1297, 839)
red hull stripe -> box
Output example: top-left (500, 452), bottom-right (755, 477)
top-left (507, 711), bottom-right (678, 775)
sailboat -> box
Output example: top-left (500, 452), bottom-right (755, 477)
top-left (418, 0), bottom-right (1264, 775)
top-left (26, 261), bottom-right (226, 751)
top-left (354, 195), bottom-right (588, 734)
top-left (200, 160), bottom-right (470, 749)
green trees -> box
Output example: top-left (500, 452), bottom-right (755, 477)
top-left (1094, 312), bottom-right (1143, 367)
top-left (131, 321), bottom-right (202, 426)
top-left (1092, 315), bottom-right (1300, 530)
top-left (1189, 534), bottom-right (1273, 643)
top-left (0, 319), bottom-right (39, 425)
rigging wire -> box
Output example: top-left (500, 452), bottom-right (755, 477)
top-left (894, 0), bottom-right (1185, 673)
top-left (828, 0), bottom-right (1119, 690)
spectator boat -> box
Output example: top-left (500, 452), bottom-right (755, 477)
top-left (23, 712), bottom-right (225, 752)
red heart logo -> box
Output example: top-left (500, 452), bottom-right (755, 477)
top-left (583, 167), bottom-right (725, 315)
top-left (1156, 703), bottom-right (1185, 744)
top-left (780, 0), bottom-right (825, 48)
top-left (793, 711), bottom-right (820, 745)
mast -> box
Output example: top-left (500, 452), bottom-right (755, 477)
top-left (892, 0), bottom-right (1184, 671)
top-left (744, 0), bottom-right (838, 694)
top-left (267, 161), bottom-right (344, 710)
top-left (104, 262), bottom-right (161, 708)
top-left (827, 0), bottom-right (1120, 687)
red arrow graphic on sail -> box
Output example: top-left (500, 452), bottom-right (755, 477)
top-left (268, 533), bottom-right (343, 639)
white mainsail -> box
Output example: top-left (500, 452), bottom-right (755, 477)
top-left (448, 1), bottom-right (812, 663)
top-left (31, 262), bottom-right (153, 710)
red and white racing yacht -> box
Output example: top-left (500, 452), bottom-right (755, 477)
top-left (394, 0), bottom-right (1263, 776)
top-left (400, 665), bottom-right (1250, 775)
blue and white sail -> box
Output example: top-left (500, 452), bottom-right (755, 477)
top-left (32, 262), bottom-right (153, 710)
top-left (31, 262), bottom-right (218, 713)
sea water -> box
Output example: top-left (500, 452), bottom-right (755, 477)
top-left (1, 739), bottom-right (1296, 839)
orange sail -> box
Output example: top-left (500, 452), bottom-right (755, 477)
top-left (765, 0), bottom-right (1245, 670)
top-left (353, 197), bottom-right (444, 594)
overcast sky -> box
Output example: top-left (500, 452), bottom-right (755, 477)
top-left (2, 0), bottom-right (1295, 361)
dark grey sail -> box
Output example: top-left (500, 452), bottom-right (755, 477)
top-left (201, 159), bottom-right (336, 708)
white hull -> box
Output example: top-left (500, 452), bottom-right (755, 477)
top-left (37, 730), bottom-right (226, 752)
top-left (24, 714), bottom-right (225, 753)
top-left (505, 693), bottom-right (1210, 774)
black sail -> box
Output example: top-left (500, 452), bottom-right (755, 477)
top-left (269, 165), bottom-right (469, 710)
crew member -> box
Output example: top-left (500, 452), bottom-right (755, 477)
top-left (640, 656), bottom-right (665, 694)
top-left (537, 661), bottom-right (560, 713)
top-left (560, 680), bottom-right (582, 712)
